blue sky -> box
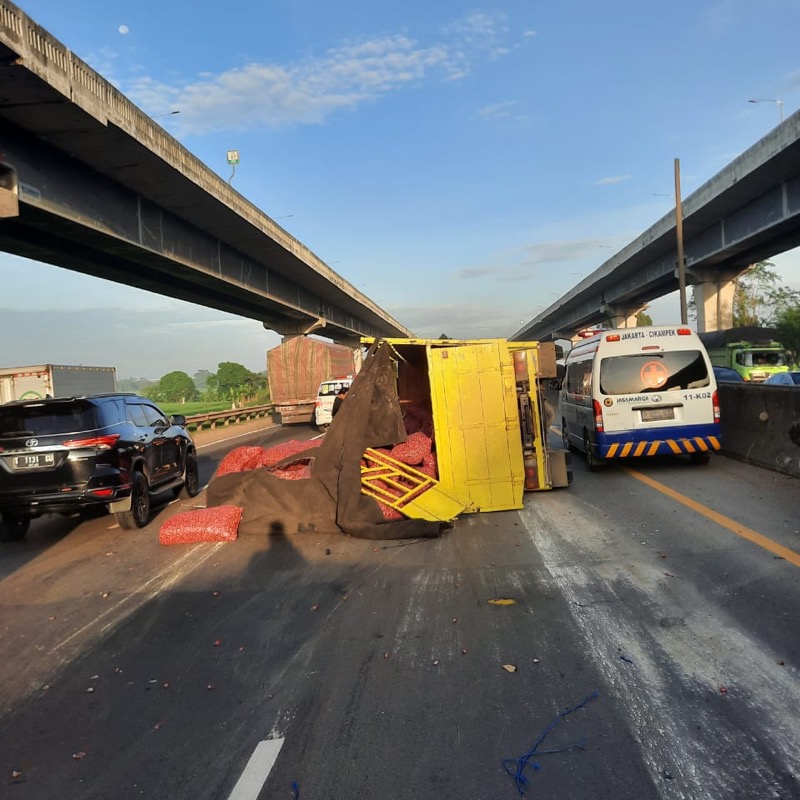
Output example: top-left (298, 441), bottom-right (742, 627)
top-left (2, 0), bottom-right (800, 379)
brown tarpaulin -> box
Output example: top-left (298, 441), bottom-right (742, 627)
top-left (206, 343), bottom-right (442, 540)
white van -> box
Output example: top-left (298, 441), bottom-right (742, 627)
top-left (558, 326), bottom-right (720, 469)
top-left (314, 377), bottom-right (354, 429)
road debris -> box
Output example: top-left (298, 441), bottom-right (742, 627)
top-left (502, 690), bottom-right (600, 795)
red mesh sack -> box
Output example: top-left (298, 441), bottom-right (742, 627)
top-left (270, 461), bottom-right (313, 480)
top-left (262, 439), bottom-right (322, 467)
top-left (377, 501), bottom-right (404, 520)
top-left (216, 446), bottom-right (271, 477)
top-left (390, 432), bottom-right (432, 466)
top-left (159, 505), bottom-right (244, 545)
top-left (418, 451), bottom-right (438, 479)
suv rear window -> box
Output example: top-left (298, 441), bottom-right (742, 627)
top-left (0, 402), bottom-right (99, 436)
top-left (599, 351), bottom-right (710, 395)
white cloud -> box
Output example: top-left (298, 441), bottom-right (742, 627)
top-left (595, 174), bottom-right (632, 186)
top-left (126, 11), bottom-right (518, 133)
top-left (478, 100), bottom-right (518, 120)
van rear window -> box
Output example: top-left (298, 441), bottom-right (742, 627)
top-left (317, 381), bottom-right (349, 396)
top-left (599, 351), bottom-right (710, 395)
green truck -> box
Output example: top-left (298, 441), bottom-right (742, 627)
top-left (698, 327), bottom-right (789, 382)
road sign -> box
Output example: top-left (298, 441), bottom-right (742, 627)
top-left (226, 150), bottom-right (240, 165)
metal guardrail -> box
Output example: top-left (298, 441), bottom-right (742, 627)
top-left (184, 404), bottom-right (274, 432)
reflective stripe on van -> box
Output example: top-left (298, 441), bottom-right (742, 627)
top-left (597, 424), bottom-right (721, 459)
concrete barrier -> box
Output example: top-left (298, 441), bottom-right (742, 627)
top-left (718, 385), bottom-right (800, 478)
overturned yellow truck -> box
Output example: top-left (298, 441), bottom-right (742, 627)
top-left (359, 337), bottom-right (571, 522)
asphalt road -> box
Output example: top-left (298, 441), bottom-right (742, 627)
top-left (1, 423), bottom-right (798, 799)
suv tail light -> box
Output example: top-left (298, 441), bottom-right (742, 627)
top-left (62, 434), bottom-right (121, 450)
top-left (593, 400), bottom-right (604, 432)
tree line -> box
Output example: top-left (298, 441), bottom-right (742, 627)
top-left (118, 361), bottom-right (269, 406)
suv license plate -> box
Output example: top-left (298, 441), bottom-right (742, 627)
top-left (641, 408), bottom-right (674, 422)
top-left (12, 453), bottom-right (56, 470)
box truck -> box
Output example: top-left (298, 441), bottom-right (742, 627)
top-left (0, 364), bottom-right (117, 403)
top-left (267, 337), bottom-right (360, 424)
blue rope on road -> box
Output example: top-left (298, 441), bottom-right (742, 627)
top-left (502, 690), bottom-right (600, 796)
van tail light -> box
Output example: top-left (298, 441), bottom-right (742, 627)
top-left (593, 400), bottom-right (604, 432)
top-left (677, 328), bottom-right (691, 335)
top-left (712, 391), bottom-right (720, 423)
top-left (62, 434), bottom-right (121, 450)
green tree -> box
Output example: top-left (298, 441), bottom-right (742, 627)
top-left (211, 362), bottom-right (265, 407)
top-left (732, 261), bottom-right (800, 326)
top-left (117, 376), bottom-right (157, 394)
top-left (635, 310), bottom-right (653, 326)
top-left (775, 305), bottom-right (800, 367)
top-left (152, 371), bottom-right (198, 403)
top-left (193, 369), bottom-right (212, 391)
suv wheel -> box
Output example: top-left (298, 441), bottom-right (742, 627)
top-left (180, 454), bottom-right (201, 498)
top-left (0, 513), bottom-right (30, 543)
top-left (116, 471), bottom-right (151, 530)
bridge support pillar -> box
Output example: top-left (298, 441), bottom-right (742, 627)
top-left (262, 317), bottom-right (327, 339)
top-left (685, 267), bottom-right (743, 332)
top-left (600, 303), bottom-right (649, 329)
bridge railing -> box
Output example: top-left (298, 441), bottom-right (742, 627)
top-left (183, 404), bottom-right (274, 432)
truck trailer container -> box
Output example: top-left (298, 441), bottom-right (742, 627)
top-left (0, 364), bottom-right (117, 403)
top-left (267, 337), bottom-right (360, 424)
top-left (697, 327), bottom-right (789, 382)
top-left (360, 338), bottom-right (570, 519)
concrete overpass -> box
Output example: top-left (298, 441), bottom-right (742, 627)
top-left (512, 110), bottom-right (800, 342)
top-left (0, 0), bottom-right (412, 344)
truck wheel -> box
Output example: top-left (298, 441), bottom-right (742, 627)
top-left (179, 454), bottom-right (201, 498)
top-left (584, 432), bottom-right (605, 472)
top-left (116, 471), bottom-right (151, 530)
top-left (0, 513), bottom-right (30, 542)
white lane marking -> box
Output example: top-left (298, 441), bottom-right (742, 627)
top-left (51, 543), bottom-right (224, 655)
top-left (197, 426), bottom-right (276, 450)
top-left (227, 738), bottom-right (285, 800)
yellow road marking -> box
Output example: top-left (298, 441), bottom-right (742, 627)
top-left (624, 467), bottom-right (800, 568)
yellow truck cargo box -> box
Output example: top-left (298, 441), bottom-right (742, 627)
top-left (361, 338), bottom-right (557, 516)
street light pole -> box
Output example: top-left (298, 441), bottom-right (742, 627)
top-left (674, 158), bottom-right (688, 325)
top-left (748, 98), bottom-right (784, 123)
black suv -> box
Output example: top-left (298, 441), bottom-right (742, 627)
top-left (0, 393), bottom-right (200, 541)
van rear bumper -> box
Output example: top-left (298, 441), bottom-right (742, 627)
top-left (597, 424), bottom-right (722, 459)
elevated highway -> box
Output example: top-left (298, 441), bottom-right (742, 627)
top-left (0, 0), bottom-right (411, 343)
top-left (512, 111), bottom-right (800, 341)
